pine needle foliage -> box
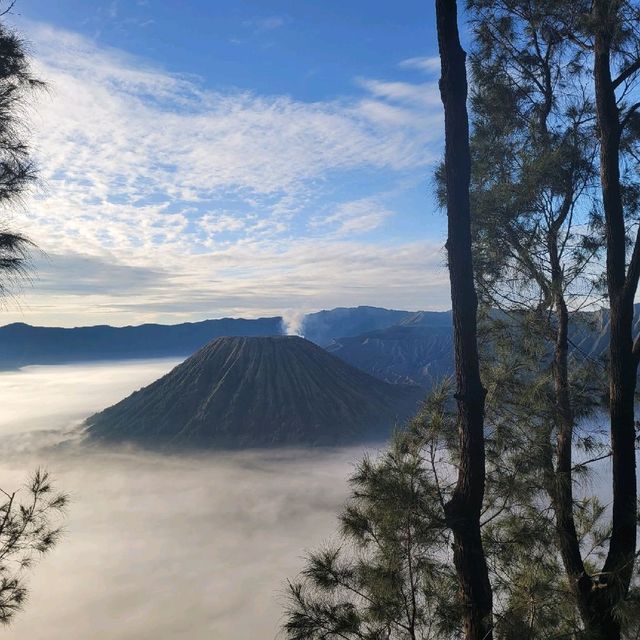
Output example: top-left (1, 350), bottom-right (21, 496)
top-left (282, 371), bottom-right (635, 639)
top-left (0, 5), bottom-right (43, 295)
top-left (0, 5), bottom-right (67, 626)
top-left (0, 469), bottom-right (67, 624)
top-left (283, 1), bottom-right (640, 637)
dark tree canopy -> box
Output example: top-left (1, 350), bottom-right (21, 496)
top-left (284, 1), bottom-right (640, 639)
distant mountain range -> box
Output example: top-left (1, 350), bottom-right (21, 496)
top-left (1, 304), bottom-right (630, 387)
top-left (0, 316), bottom-right (283, 368)
top-left (301, 306), bottom-right (413, 347)
top-left (327, 311), bottom-right (454, 385)
top-left (85, 336), bottom-right (422, 448)
top-left (0, 306), bottom-right (416, 369)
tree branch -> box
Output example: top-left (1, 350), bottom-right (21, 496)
top-left (632, 333), bottom-right (640, 365)
top-left (613, 58), bottom-right (640, 89)
top-left (624, 222), bottom-right (640, 305)
top-left (620, 100), bottom-right (640, 133)
top-left (0, 1), bottom-right (16, 17)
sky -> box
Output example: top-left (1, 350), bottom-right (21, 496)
top-left (2, 0), bottom-right (453, 327)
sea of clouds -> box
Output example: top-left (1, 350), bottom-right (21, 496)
top-left (0, 361), bottom-right (363, 639)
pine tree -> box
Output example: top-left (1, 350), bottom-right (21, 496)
top-left (435, 2), bottom-right (494, 637)
top-left (0, 4), bottom-right (67, 624)
top-left (589, 2), bottom-right (640, 635)
top-left (282, 383), bottom-right (626, 638)
top-left (468, 1), bottom-right (640, 635)
top-left (466, 0), bottom-right (608, 634)
top-left (283, 2), bottom-right (640, 637)
top-left (0, 2), bottom-right (43, 295)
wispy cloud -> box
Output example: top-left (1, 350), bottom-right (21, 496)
top-left (312, 198), bottom-right (394, 236)
top-left (3, 23), bottom-right (448, 325)
top-left (356, 77), bottom-right (441, 107)
top-left (399, 55), bottom-right (441, 74)
top-left (243, 16), bottom-right (288, 32)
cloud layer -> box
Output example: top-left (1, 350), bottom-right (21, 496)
top-left (3, 23), bottom-right (448, 325)
top-left (0, 360), bottom-right (360, 640)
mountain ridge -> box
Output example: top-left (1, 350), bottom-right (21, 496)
top-left (85, 335), bottom-right (422, 448)
top-left (0, 306), bottom-right (414, 369)
top-left (2, 305), bottom-right (629, 388)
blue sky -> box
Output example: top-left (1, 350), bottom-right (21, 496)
top-left (4, 1), bottom-right (452, 326)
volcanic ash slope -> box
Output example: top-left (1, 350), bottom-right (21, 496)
top-left (85, 336), bottom-right (423, 448)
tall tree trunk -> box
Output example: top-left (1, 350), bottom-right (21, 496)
top-left (590, 1), bottom-right (639, 637)
top-left (547, 227), bottom-right (593, 624)
top-left (435, 2), bottom-right (493, 638)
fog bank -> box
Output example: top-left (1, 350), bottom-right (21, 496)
top-left (0, 361), bottom-right (360, 639)
top-left (2, 361), bottom-right (631, 640)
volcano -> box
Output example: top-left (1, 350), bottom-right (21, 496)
top-left (85, 336), bottom-right (422, 448)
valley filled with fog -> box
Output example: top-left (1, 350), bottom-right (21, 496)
top-left (0, 360), bottom-right (361, 640)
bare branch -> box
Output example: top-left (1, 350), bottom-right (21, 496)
top-left (0, 2), bottom-right (16, 18)
top-left (613, 58), bottom-right (640, 90)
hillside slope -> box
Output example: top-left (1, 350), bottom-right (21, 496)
top-left (85, 336), bottom-right (422, 448)
top-left (325, 308), bottom-right (621, 386)
top-left (327, 311), bottom-right (454, 385)
top-left (302, 306), bottom-right (413, 346)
